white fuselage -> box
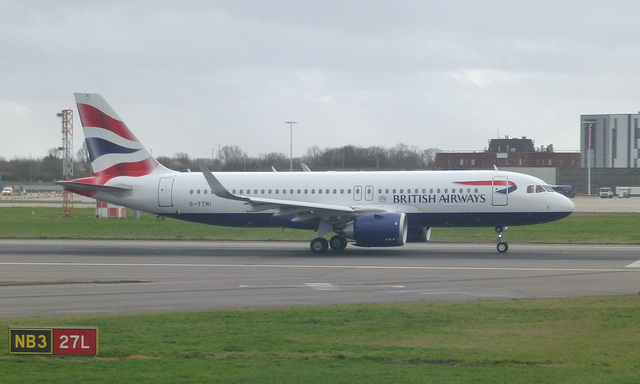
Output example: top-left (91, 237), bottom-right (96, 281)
top-left (90, 169), bottom-right (574, 229)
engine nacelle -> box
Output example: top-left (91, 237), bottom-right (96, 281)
top-left (340, 212), bottom-right (408, 247)
top-left (406, 226), bottom-right (431, 243)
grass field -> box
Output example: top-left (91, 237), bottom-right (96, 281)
top-left (1, 296), bottom-right (639, 383)
top-left (2, 206), bottom-right (640, 244)
top-left (1, 207), bottom-right (640, 383)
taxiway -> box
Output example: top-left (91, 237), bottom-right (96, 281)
top-left (0, 239), bottom-right (639, 317)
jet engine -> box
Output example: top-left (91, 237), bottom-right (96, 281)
top-left (339, 212), bottom-right (408, 247)
top-left (406, 226), bottom-right (431, 242)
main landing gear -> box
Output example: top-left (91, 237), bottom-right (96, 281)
top-left (495, 226), bottom-right (509, 253)
top-left (310, 235), bottom-right (348, 254)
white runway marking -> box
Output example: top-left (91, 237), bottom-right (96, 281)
top-left (305, 283), bottom-right (340, 291)
top-left (0, 261), bottom-right (637, 273)
top-left (625, 260), bottom-right (640, 268)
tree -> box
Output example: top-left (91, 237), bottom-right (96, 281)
top-left (220, 145), bottom-right (247, 170)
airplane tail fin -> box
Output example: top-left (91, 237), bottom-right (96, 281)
top-left (74, 93), bottom-right (171, 183)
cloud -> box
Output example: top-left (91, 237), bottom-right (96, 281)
top-left (4, 0), bottom-right (640, 162)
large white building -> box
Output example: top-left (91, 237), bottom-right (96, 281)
top-left (581, 113), bottom-right (640, 168)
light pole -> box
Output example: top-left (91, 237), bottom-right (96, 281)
top-left (583, 120), bottom-right (594, 196)
top-left (285, 121), bottom-right (297, 171)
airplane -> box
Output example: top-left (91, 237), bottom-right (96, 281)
top-left (58, 93), bottom-right (575, 253)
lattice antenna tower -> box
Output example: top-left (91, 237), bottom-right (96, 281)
top-left (58, 109), bottom-right (74, 216)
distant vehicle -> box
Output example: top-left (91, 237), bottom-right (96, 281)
top-left (2, 187), bottom-right (13, 196)
top-left (599, 187), bottom-right (614, 198)
top-left (616, 187), bottom-right (631, 198)
top-left (552, 185), bottom-right (574, 198)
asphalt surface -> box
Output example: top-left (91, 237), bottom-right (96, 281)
top-left (0, 239), bottom-right (639, 317)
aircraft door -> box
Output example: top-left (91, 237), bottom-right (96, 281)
top-left (365, 185), bottom-right (374, 201)
top-left (158, 177), bottom-right (174, 207)
top-left (492, 176), bottom-right (509, 206)
top-left (353, 185), bottom-right (362, 201)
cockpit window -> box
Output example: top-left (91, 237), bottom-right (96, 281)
top-left (543, 185), bottom-right (554, 192)
top-left (527, 184), bottom-right (555, 193)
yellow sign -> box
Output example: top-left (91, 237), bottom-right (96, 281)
top-left (9, 329), bottom-right (53, 354)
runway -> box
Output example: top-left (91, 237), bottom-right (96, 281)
top-left (1, 239), bottom-right (639, 317)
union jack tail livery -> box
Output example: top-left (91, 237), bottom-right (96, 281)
top-left (58, 93), bottom-right (574, 254)
top-left (74, 93), bottom-right (169, 182)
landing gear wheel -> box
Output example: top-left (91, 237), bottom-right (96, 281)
top-left (329, 235), bottom-right (348, 251)
top-left (495, 225), bottom-right (509, 253)
top-left (310, 237), bottom-right (329, 254)
top-left (497, 241), bottom-right (509, 253)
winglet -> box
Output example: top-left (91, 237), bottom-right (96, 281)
top-left (196, 160), bottom-right (248, 202)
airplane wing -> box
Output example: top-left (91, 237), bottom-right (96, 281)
top-left (197, 160), bottom-right (382, 226)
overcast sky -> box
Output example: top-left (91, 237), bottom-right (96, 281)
top-left (2, 0), bottom-right (640, 161)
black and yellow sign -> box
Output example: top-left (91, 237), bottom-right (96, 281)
top-left (9, 328), bottom-right (98, 355)
top-left (9, 328), bottom-right (53, 354)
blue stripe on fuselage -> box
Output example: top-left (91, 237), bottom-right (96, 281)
top-left (157, 211), bottom-right (572, 230)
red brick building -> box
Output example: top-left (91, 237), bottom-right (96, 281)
top-left (434, 137), bottom-right (581, 170)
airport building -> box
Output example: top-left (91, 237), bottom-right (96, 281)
top-left (580, 113), bottom-right (640, 168)
top-left (435, 137), bottom-right (580, 170)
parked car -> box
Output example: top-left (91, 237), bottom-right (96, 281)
top-left (599, 187), bottom-right (614, 198)
top-left (2, 186), bottom-right (13, 196)
top-left (552, 185), bottom-right (574, 198)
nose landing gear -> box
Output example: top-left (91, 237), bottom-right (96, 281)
top-left (495, 226), bottom-right (509, 253)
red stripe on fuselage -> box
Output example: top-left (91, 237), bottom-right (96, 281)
top-left (66, 157), bottom-right (158, 192)
top-left (454, 180), bottom-right (516, 187)
top-left (96, 157), bottom-right (158, 181)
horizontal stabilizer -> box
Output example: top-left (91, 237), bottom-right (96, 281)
top-left (56, 181), bottom-right (132, 193)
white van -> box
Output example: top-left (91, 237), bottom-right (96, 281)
top-left (599, 187), bottom-right (613, 198)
